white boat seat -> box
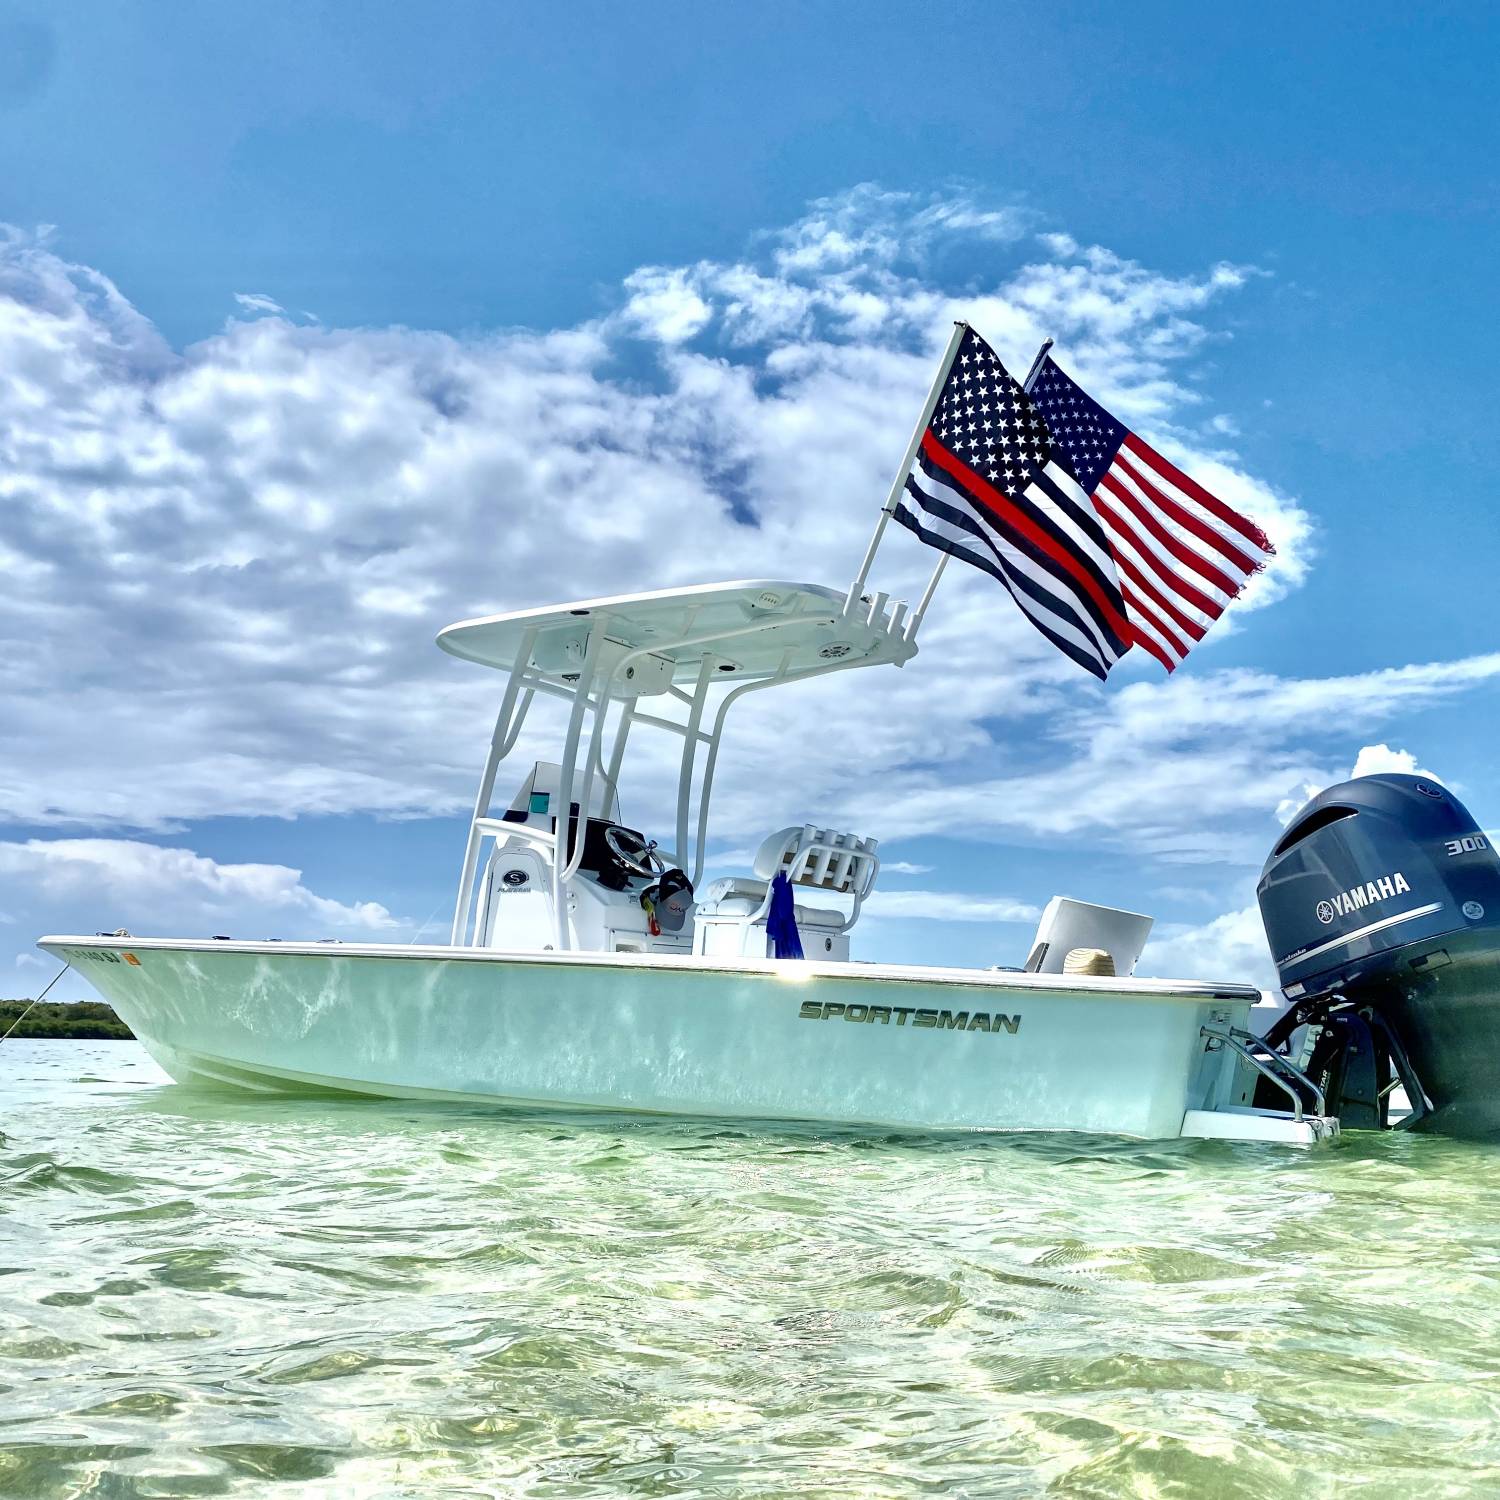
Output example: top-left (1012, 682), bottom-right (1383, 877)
top-left (696, 877), bottom-right (847, 928)
top-left (694, 825), bottom-right (881, 943)
top-left (1024, 897), bottom-right (1153, 977)
top-left (752, 824), bottom-right (880, 896)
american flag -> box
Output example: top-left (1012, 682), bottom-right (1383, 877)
top-left (1028, 352), bottom-right (1274, 671)
top-left (891, 326), bottom-right (1273, 677)
top-left (892, 327), bottom-right (1133, 680)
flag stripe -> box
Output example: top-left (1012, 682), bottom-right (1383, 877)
top-left (1032, 465), bottom-right (1128, 582)
top-left (1099, 502), bottom-right (1223, 631)
top-left (1115, 447), bottom-right (1267, 581)
top-left (918, 443), bottom-right (1127, 630)
top-left (1112, 573), bottom-right (1187, 662)
top-left (1113, 443), bottom-right (1263, 577)
top-left (1113, 545), bottom-right (1208, 642)
top-left (1123, 612), bottom-right (1177, 671)
top-left (904, 468), bottom-right (1123, 665)
top-left (1122, 433), bottom-right (1274, 556)
top-left (905, 470), bottom-right (1124, 667)
top-left (912, 452), bottom-right (1124, 658)
top-left (1092, 482), bottom-right (1230, 619)
top-left (1104, 459), bottom-right (1243, 596)
top-left (920, 433), bottom-right (1132, 646)
top-left (1097, 467), bottom-right (1241, 600)
top-left (900, 509), bottom-right (1115, 679)
top-left (1029, 463), bottom-right (1116, 566)
top-left (1093, 497), bottom-right (1224, 660)
top-left (1118, 581), bottom-right (1188, 661)
top-left (892, 497), bottom-right (1114, 680)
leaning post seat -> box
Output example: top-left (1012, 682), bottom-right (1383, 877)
top-left (1023, 897), bottom-right (1153, 978)
top-left (692, 825), bottom-right (880, 961)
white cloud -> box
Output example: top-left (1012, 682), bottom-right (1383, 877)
top-left (620, 266), bottom-right (713, 344)
top-left (233, 292), bottom-right (285, 316)
top-left (881, 860), bottom-right (933, 876)
top-left (1139, 904), bottom-right (1275, 988)
top-left (1350, 743), bottom-right (1442, 783)
top-left (864, 890), bottom-right (1041, 924)
top-left (839, 652), bottom-right (1500, 865)
top-left (911, 199), bottom-right (1029, 242)
top-left (2, 837), bottom-right (399, 936)
top-left (1036, 232), bottom-right (1079, 258)
top-left (1277, 738), bottom-right (1454, 823)
top-left (766, 185), bottom-right (1030, 279)
top-left (1139, 743), bottom-right (1456, 987)
top-left (0, 193), bottom-right (1324, 851)
top-left (769, 184), bottom-right (908, 273)
top-left (1, 190), bottom-right (1496, 976)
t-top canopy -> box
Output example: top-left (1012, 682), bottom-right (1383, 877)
top-left (437, 580), bottom-right (916, 688)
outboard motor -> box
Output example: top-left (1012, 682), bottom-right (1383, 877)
top-left (1257, 773), bottom-right (1500, 1136)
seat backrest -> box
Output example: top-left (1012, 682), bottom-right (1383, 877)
top-left (752, 825), bottom-right (880, 900)
top-left (1024, 897), bottom-right (1153, 977)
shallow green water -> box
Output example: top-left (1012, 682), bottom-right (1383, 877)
top-left (3, 1041), bottom-right (1500, 1498)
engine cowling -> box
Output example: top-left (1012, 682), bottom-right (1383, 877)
top-left (1258, 773), bottom-right (1500, 1135)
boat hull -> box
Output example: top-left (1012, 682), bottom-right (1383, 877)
top-left (43, 937), bottom-right (1273, 1138)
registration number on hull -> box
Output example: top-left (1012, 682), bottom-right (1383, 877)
top-left (64, 948), bottom-right (141, 967)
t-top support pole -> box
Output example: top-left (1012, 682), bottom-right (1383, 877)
top-left (551, 625), bottom-right (607, 952)
top-left (451, 625), bottom-right (538, 944)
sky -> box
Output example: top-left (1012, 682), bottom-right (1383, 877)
top-left (1, 1), bottom-right (1497, 998)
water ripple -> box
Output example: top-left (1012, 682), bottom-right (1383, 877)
top-left (4, 1039), bottom-right (1500, 1497)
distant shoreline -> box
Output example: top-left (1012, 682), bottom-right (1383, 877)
top-left (0, 1000), bottom-right (134, 1040)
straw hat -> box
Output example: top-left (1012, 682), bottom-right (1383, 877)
top-left (1062, 947), bottom-right (1115, 977)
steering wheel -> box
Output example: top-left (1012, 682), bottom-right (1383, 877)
top-left (603, 825), bottom-right (662, 878)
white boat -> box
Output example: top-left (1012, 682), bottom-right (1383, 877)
top-left (42, 577), bottom-right (1338, 1144)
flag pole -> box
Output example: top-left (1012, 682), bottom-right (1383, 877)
top-left (844, 320), bottom-right (968, 613)
top-left (903, 552), bottom-right (949, 640)
top-left (1020, 336), bottom-right (1054, 393)
top-left (904, 335), bottom-right (1055, 642)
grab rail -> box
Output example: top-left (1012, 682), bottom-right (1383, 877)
top-left (473, 818), bottom-right (556, 850)
top-left (1200, 1023), bottom-right (1327, 1122)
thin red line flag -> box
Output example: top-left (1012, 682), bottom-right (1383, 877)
top-left (890, 327), bottom-right (1275, 677)
top-left (891, 328), bottom-right (1134, 681)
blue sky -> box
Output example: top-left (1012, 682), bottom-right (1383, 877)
top-left (1, 1), bottom-right (1497, 995)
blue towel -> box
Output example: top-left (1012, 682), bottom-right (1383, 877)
top-left (766, 872), bottom-right (804, 959)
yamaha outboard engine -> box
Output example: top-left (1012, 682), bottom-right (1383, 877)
top-left (1258, 773), bottom-right (1500, 1136)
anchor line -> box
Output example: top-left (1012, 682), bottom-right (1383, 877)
top-left (0, 963), bottom-right (73, 1044)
